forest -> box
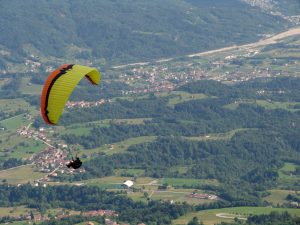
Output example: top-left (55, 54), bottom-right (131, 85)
top-left (0, 184), bottom-right (192, 225)
top-left (38, 77), bottom-right (300, 204)
top-left (0, 0), bottom-right (291, 66)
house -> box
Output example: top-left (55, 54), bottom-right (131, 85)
top-left (290, 201), bottom-right (299, 207)
top-left (34, 214), bottom-right (42, 221)
top-left (188, 193), bottom-right (218, 200)
top-left (122, 180), bottom-right (134, 189)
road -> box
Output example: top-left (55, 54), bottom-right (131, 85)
top-left (0, 163), bottom-right (33, 173)
top-left (0, 115), bottom-right (59, 177)
top-left (112, 26), bottom-right (300, 69)
top-left (0, 113), bottom-right (26, 123)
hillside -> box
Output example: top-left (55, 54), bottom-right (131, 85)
top-left (0, 77), bottom-right (300, 224)
top-left (242, 0), bottom-right (300, 21)
top-left (0, 0), bottom-right (292, 71)
top-left (0, 1), bottom-right (300, 224)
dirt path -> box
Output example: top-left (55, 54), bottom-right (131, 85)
top-left (0, 164), bottom-right (33, 173)
top-left (0, 113), bottom-right (26, 123)
top-left (216, 213), bottom-right (247, 220)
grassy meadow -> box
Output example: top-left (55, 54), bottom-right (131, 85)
top-left (173, 207), bottom-right (300, 225)
top-left (0, 165), bottom-right (44, 184)
top-left (264, 189), bottom-right (299, 205)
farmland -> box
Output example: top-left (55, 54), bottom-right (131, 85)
top-left (0, 24), bottom-right (299, 225)
top-left (264, 189), bottom-right (299, 205)
top-left (0, 165), bottom-right (44, 184)
top-left (277, 163), bottom-right (300, 189)
top-left (161, 178), bottom-right (219, 187)
top-left (0, 206), bottom-right (32, 218)
top-left (173, 207), bottom-right (300, 225)
top-left (81, 136), bottom-right (157, 156)
top-left (184, 128), bottom-right (256, 142)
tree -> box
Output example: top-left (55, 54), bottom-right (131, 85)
top-left (188, 217), bottom-right (203, 225)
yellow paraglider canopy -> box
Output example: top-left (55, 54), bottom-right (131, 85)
top-left (41, 64), bottom-right (101, 125)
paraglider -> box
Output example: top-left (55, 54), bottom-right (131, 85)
top-left (66, 155), bottom-right (82, 169)
top-left (40, 64), bottom-right (101, 169)
top-left (40, 64), bottom-right (101, 125)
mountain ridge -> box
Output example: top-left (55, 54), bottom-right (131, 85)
top-left (0, 0), bottom-right (292, 69)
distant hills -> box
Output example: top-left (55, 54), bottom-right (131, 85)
top-left (0, 0), bottom-right (295, 68)
top-left (242, 0), bottom-right (300, 19)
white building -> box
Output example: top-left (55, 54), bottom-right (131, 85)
top-left (122, 180), bottom-right (134, 188)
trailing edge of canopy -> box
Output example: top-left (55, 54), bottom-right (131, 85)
top-left (41, 64), bottom-right (101, 125)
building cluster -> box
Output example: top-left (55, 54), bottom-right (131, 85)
top-left (119, 65), bottom-right (208, 95)
top-left (66, 99), bottom-right (109, 108)
top-left (32, 209), bottom-right (147, 225)
top-left (32, 146), bottom-right (85, 177)
top-left (188, 193), bottom-right (218, 200)
top-left (288, 15), bottom-right (300, 24)
top-left (0, 209), bottom-right (122, 223)
top-left (116, 48), bottom-right (285, 95)
top-left (17, 126), bottom-right (51, 143)
top-left (0, 69), bottom-right (7, 75)
top-left (241, 0), bottom-right (300, 25)
top-left (31, 147), bottom-right (67, 173)
top-left (256, 89), bottom-right (286, 95)
top-left (17, 125), bottom-right (84, 177)
top-left (81, 209), bottom-right (118, 217)
top-left (25, 59), bottom-right (41, 73)
top-left (13, 122), bottom-right (83, 183)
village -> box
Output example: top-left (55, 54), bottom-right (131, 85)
top-left (117, 61), bottom-right (276, 96)
top-left (16, 124), bottom-right (85, 184)
top-left (66, 99), bottom-right (110, 108)
top-left (0, 208), bottom-right (127, 225)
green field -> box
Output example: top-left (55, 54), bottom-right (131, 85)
top-left (112, 118), bottom-right (152, 125)
top-left (56, 176), bottom-right (157, 189)
top-left (150, 189), bottom-right (216, 205)
top-left (278, 162), bottom-right (300, 188)
top-left (0, 206), bottom-right (33, 217)
top-left (173, 207), bottom-right (300, 225)
top-left (0, 165), bottom-right (44, 184)
top-left (0, 114), bottom-right (28, 131)
top-left (0, 134), bottom-right (45, 160)
top-left (114, 168), bottom-right (145, 177)
top-left (20, 77), bottom-right (43, 95)
top-left (169, 166), bottom-right (189, 175)
top-left (162, 178), bottom-right (219, 187)
top-left (0, 99), bottom-right (30, 114)
top-left (125, 184), bottom-right (217, 205)
top-left (85, 176), bottom-right (164, 192)
top-left (84, 176), bottom-right (131, 188)
top-left (164, 91), bottom-right (209, 107)
top-left (59, 125), bottom-right (93, 136)
top-left (60, 118), bottom-right (152, 136)
top-left (264, 189), bottom-right (299, 205)
top-left (82, 136), bottom-right (156, 156)
top-left (0, 221), bottom-right (37, 225)
top-left (184, 128), bottom-right (255, 142)
top-left (256, 100), bottom-right (300, 111)
top-left (224, 100), bottom-right (300, 111)
top-left (280, 163), bottom-right (298, 172)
